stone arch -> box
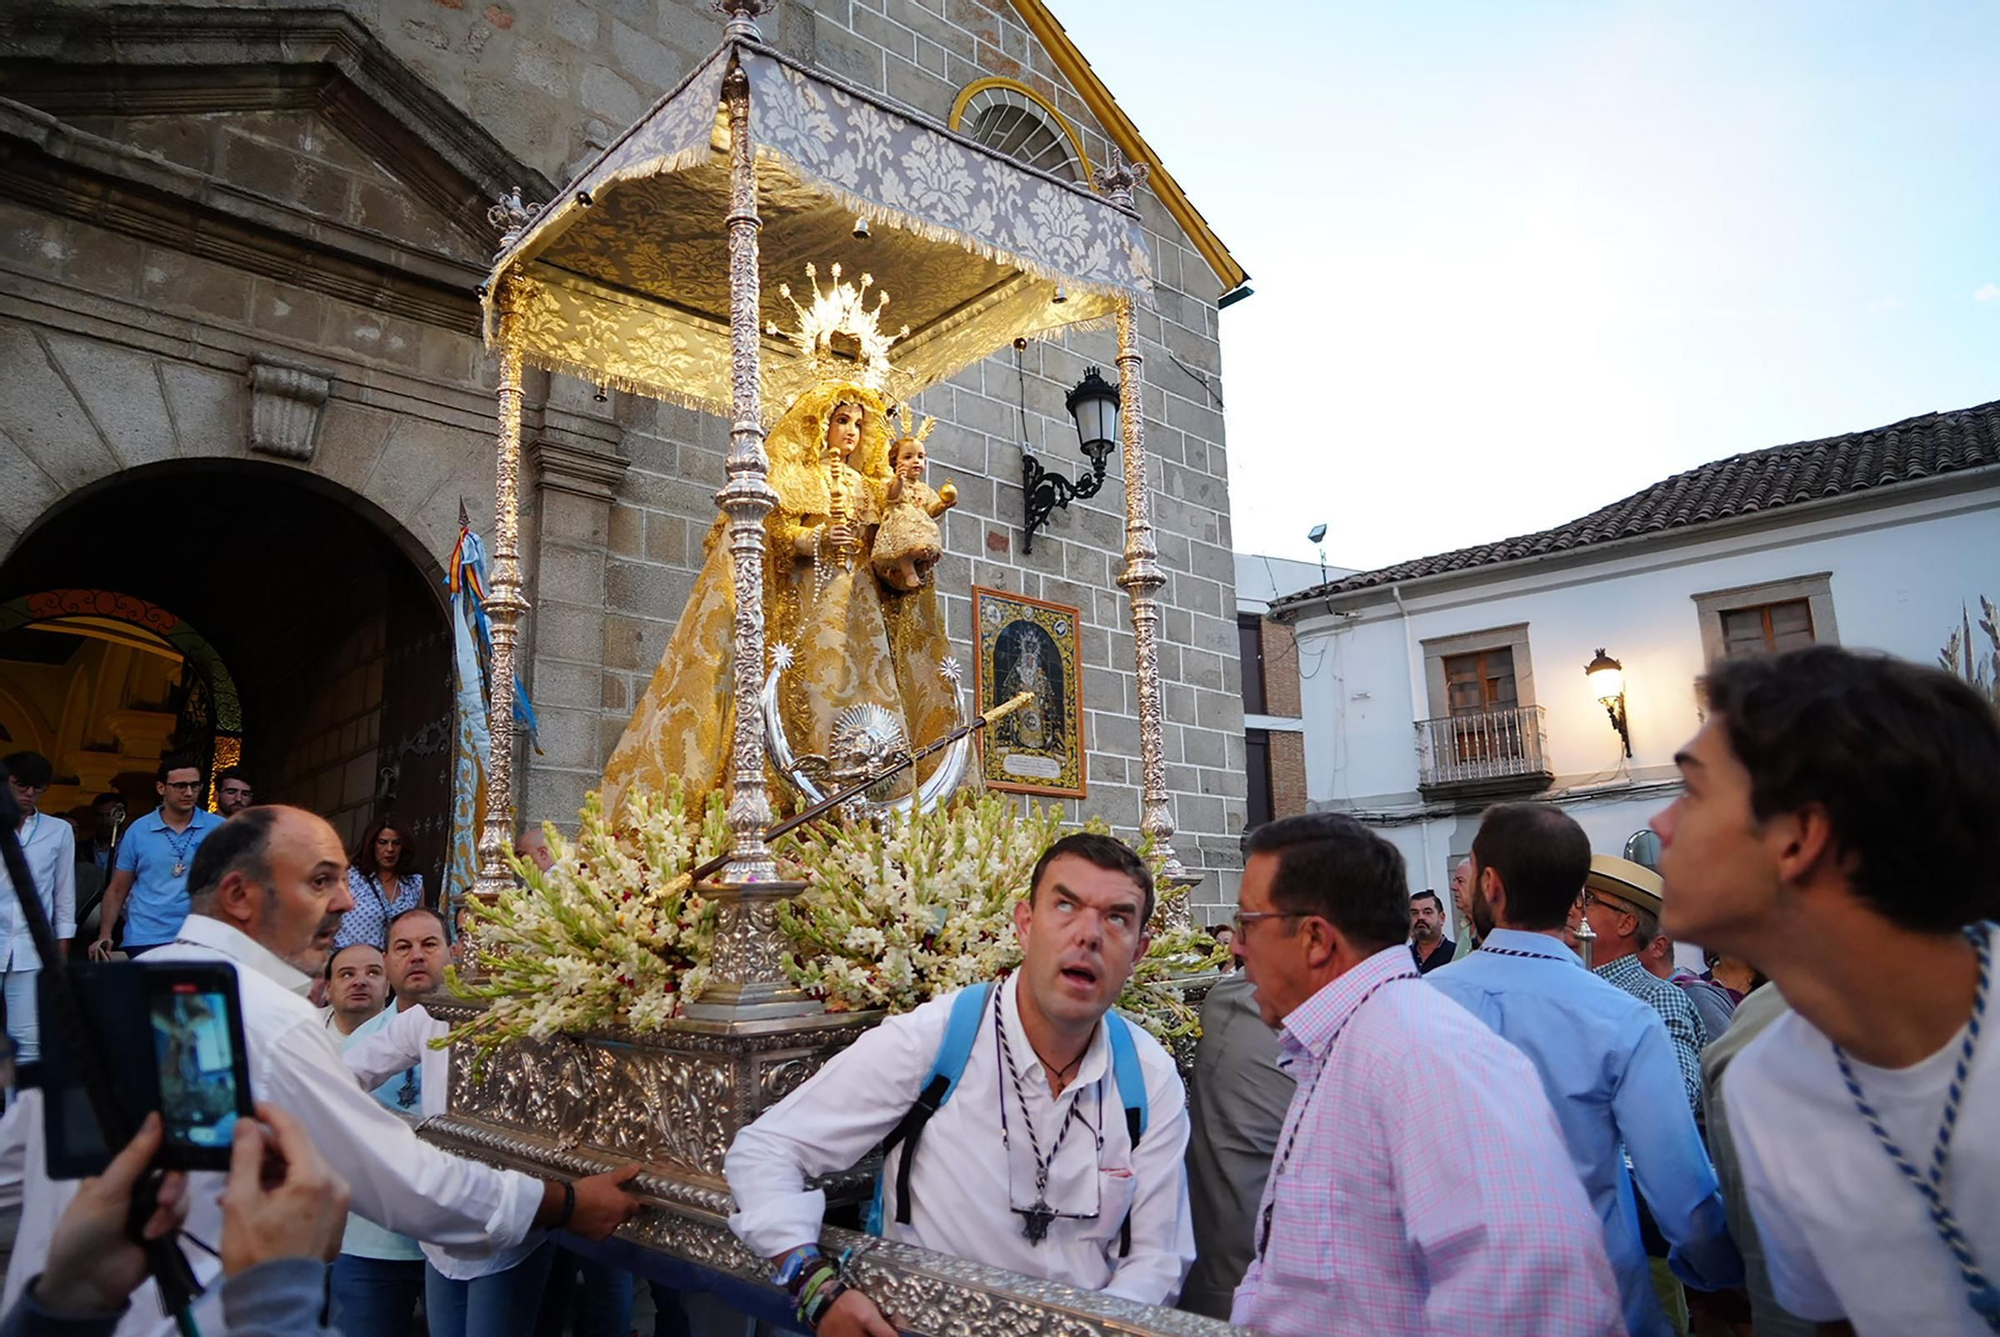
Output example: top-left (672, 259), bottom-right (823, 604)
top-left (0, 590), bottom-right (243, 730)
top-left (0, 459), bottom-right (459, 882)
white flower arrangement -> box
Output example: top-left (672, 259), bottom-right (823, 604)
top-left (443, 783), bottom-right (1223, 1059)
top-left (444, 782), bottom-right (727, 1060)
top-left (777, 791), bottom-right (1222, 1040)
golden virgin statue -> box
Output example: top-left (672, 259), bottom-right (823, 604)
top-left (599, 268), bottom-right (959, 818)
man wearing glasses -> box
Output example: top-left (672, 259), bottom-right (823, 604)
top-left (214, 767), bottom-right (255, 818)
top-left (724, 833), bottom-right (1193, 1337)
top-left (1579, 856), bottom-right (1710, 1111)
top-left (1427, 802), bottom-right (1740, 1337)
top-left (89, 753), bottom-right (223, 960)
top-left (1228, 811), bottom-right (1620, 1336)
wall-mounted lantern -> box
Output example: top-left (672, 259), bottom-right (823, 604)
top-left (1584, 648), bottom-right (1632, 757)
top-left (1022, 366), bottom-right (1120, 554)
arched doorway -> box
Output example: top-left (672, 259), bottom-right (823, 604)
top-left (0, 461), bottom-right (455, 890)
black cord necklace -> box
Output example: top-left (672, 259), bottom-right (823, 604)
top-left (1028, 1038), bottom-right (1086, 1088)
top-left (993, 991), bottom-right (1099, 1245)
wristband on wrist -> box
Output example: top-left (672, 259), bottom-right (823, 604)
top-left (773, 1245), bottom-right (822, 1288)
top-left (551, 1179), bottom-right (577, 1230)
top-left (800, 1279), bottom-right (848, 1330)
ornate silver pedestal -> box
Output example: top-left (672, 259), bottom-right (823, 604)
top-left (421, 998), bottom-right (1244, 1337)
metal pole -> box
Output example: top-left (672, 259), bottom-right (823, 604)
top-left (476, 268), bottom-right (529, 905)
top-left (1098, 151), bottom-right (1189, 903)
top-left (716, 59), bottom-right (779, 884)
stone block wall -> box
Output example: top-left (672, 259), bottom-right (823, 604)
top-left (472, 0), bottom-right (1248, 910)
top-left (2, 0), bottom-right (1247, 912)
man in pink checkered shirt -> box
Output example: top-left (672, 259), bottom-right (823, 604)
top-left (1230, 813), bottom-right (1626, 1337)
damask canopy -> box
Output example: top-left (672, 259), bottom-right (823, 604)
top-left (482, 40), bottom-right (1154, 414)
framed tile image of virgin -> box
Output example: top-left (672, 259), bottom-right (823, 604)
top-left (974, 586), bottom-right (1086, 798)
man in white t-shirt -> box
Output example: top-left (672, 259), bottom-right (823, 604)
top-left (1652, 645), bottom-right (2000, 1337)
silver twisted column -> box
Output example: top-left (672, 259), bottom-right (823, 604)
top-left (1097, 151), bottom-right (1191, 909)
top-left (476, 269), bottom-right (530, 908)
top-left (716, 61), bottom-right (779, 884)
top-left (686, 58), bottom-right (815, 1020)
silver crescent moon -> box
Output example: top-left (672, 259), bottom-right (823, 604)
top-left (761, 658), bottom-right (971, 816)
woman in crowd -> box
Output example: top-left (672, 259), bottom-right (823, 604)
top-left (334, 817), bottom-right (423, 952)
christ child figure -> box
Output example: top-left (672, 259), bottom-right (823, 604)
top-left (871, 414), bottom-right (957, 592)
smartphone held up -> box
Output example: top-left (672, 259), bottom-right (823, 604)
top-left (37, 960), bottom-right (255, 1177)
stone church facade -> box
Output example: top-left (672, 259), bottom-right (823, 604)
top-left (0, 0), bottom-right (1249, 913)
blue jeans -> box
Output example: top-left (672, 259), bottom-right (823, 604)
top-left (425, 1242), bottom-right (557, 1337)
top-left (535, 1245), bottom-right (638, 1337)
top-left (330, 1253), bottom-right (424, 1337)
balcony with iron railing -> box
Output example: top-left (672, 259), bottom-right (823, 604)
top-left (1415, 703), bottom-right (1554, 799)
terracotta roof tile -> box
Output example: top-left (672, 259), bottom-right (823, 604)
top-left (1278, 400), bottom-right (2000, 603)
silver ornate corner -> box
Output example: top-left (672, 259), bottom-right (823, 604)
top-left (246, 358), bottom-right (330, 461)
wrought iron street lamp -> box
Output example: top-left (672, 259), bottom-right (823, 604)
top-left (1585, 648), bottom-right (1632, 757)
top-left (1022, 366), bottom-right (1120, 553)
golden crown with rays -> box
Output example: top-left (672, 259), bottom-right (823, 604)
top-left (766, 263), bottom-right (911, 392)
top-left (887, 403), bottom-right (938, 443)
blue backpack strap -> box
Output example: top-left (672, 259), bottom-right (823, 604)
top-left (1105, 1012), bottom-right (1148, 1142)
top-left (871, 982), bottom-right (992, 1233)
top-left (1104, 1012), bottom-right (1149, 1257)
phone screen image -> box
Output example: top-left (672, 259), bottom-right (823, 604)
top-left (150, 983), bottom-right (242, 1154)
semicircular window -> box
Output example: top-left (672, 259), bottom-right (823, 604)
top-left (954, 82), bottom-right (1086, 184)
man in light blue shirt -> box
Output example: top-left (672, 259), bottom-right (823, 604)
top-left (1429, 802), bottom-right (1741, 1337)
top-left (89, 754), bottom-right (222, 958)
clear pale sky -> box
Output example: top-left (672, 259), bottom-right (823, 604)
top-left (1056, 2), bottom-right (2000, 573)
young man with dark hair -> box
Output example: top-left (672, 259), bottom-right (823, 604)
top-left (89, 753), bottom-right (221, 959)
top-left (1655, 645), bottom-right (2000, 1336)
top-left (722, 831), bottom-right (1192, 1336)
top-left (1428, 802), bottom-right (1740, 1337)
top-left (213, 767), bottom-right (254, 818)
top-left (1407, 889), bottom-right (1455, 972)
top-left (1, 804), bottom-right (644, 1337)
top-left (0, 751), bottom-right (76, 1063)
top-left (1229, 812), bottom-right (1620, 1336)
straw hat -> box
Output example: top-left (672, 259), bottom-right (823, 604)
top-left (1584, 855), bottom-right (1663, 916)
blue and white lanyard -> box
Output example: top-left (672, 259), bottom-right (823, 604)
top-left (1832, 920), bottom-right (1998, 1331)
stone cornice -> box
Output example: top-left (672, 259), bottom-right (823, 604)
top-left (0, 95), bottom-right (483, 331)
top-left (0, 4), bottom-right (556, 237)
top-left (529, 431), bottom-right (631, 503)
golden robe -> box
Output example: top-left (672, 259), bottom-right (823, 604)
top-left (600, 382), bottom-right (958, 820)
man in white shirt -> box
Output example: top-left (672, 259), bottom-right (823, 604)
top-left (0, 752), bottom-right (75, 1063)
top-left (330, 907), bottom-right (444, 1337)
top-left (0, 804), bottom-right (644, 1337)
top-left (1654, 645), bottom-right (2000, 1337)
top-left (725, 833), bottom-right (1194, 1336)
top-left (325, 943), bottom-right (388, 1037)
top-left (343, 905), bottom-right (568, 1337)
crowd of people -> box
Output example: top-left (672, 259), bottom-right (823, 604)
top-left (0, 641), bottom-right (1990, 1337)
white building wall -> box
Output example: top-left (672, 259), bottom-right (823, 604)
top-left (1284, 474), bottom-right (2000, 934)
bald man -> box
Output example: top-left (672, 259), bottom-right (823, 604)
top-left (1, 805), bottom-right (643, 1336)
top-left (325, 943), bottom-right (388, 1037)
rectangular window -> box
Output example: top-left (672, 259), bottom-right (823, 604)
top-left (1238, 614), bottom-right (1268, 717)
top-left (1719, 599), bottom-right (1815, 657)
top-left (1693, 576), bottom-right (1836, 665)
top-left (1245, 728), bottom-right (1273, 831)
top-left (1443, 647), bottom-right (1518, 716)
